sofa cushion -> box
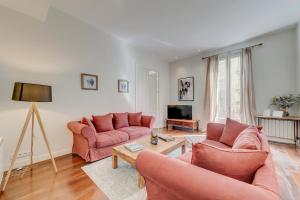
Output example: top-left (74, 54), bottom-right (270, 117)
top-left (178, 140), bottom-right (230, 163)
top-left (232, 126), bottom-right (261, 150)
top-left (118, 126), bottom-right (151, 139)
top-left (81, 117), bottom-right (96, 133)
top-left (141, 115), bottom-right (154, 128)
top-left (219, 118), bottom-right (249, 146)
top-left (203, 139), bottom-right (231, 149)
top-left (92, 114), bottom-right (114, 132)
top-left (128, 112), bottom-right (142, 126)
top-left (191, 142), bottom-right (268, 183)
top-left (113, 112), bottom-right (129, 129)
top-left (95, 130), bottom-right (129, 148)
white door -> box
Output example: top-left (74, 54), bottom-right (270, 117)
top-left (136, 67), bottom-right (159, 128)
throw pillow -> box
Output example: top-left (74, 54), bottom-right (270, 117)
top-left (191, 142), bottom-right (268, 183)
top-left (81, 117), bottom-right (96, 133)
top-left (113, 112), bottom-right (129, 129)
top-left (232, 126), bottom-right (261, 150)
top-left (128, 112), bottom-right (142, 126)
top-left (92, 114), bottom-right (114, 132)
top-left (219, 118), bottom-right (249, 146)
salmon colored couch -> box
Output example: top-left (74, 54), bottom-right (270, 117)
top-left (136, 123), bottom-right (280, 200)
top-left (68, 114), bottom-right (154, 162)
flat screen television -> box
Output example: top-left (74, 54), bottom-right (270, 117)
top-left (168, 105), bottom-right (192, 120)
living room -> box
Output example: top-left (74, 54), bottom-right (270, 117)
top-left (0, 1), bottom-right (299, 200)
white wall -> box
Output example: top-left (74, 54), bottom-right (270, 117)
top-left (0, 6), bottom-right (169, 168)
top-left (169, 27), bottom-right (298, 130)
top-left (169, 56), bottom-right (207, 128)
top-left (297, 23), bottom-right (300, 92)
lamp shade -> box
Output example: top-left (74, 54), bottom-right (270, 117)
top-left (12, 82), bottom-right (52, 102)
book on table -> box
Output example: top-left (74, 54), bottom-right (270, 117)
top-left (157, 134), bottom-right (175, 142)
top-left (124, 143), bottom-right (144, 152)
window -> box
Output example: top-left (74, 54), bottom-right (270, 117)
top-left (215, 58), bottom-right (227, 121)
top-left (215, 52), bottom-right (241, 122)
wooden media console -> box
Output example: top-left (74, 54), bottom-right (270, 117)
top-left (166, 119), bottom-right (199, 132)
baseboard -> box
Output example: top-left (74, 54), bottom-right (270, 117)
top-left (267, 137), bottom-right (295, 145)
top-left (4, 148), bottom-right (72, 171)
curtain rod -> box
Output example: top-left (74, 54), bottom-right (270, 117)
top-left (201, 43), bottom-right (263, 60)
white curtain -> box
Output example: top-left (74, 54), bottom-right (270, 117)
top-left (203, 56), bottom-right (219, 128)
top-left (240, 47), bottom-right (257, 124)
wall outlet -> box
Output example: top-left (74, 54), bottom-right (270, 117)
top-left (14, 152), bottom-right (31, 159)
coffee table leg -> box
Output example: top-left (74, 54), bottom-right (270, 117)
top-left (137, 172), bottom-right (145, 188)
top-left (181, 144), bottom-right (186, 154)
top-left (112, 154), bottom-right (118, 169)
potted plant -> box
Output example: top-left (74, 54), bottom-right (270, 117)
top-left (271, 94), bottom-right (300, 116)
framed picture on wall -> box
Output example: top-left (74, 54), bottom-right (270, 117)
top-left (178, 77), bottom-right (194, 101)
top-left (81, 73), bottom-right (98, 90)
top-left (118, 79), bottom-right (129, 93)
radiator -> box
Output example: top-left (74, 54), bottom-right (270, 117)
top-left (257, 118), bottom-right (297, 144)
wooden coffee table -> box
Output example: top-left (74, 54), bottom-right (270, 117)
top-left (112, 135), bottom-right (186, 188)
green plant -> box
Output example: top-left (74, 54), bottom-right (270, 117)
top-left (271, 94), bottom-right (300, 109)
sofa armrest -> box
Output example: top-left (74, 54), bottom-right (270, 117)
top-left (206, 122), bottom-right (225, 141)
top-left (141, 115), bottom-right (155, 129)
top-left (136, 150), bottom-right (279, 200)
top-left (67, 121), bottom-right (96, 148)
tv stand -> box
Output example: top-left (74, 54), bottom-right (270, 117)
top-left (166, 119), bottom-right (199, 132)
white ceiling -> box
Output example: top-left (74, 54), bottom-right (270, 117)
top-left (2, 0), bottom-right (300, 61)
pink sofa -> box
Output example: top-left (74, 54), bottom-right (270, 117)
top-left (68, 114), bottom-right (154, 162)
top-left (136, 123), bottom-right (280, 200)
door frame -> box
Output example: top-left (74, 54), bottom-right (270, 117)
top-left (135, 65), bottom-right (160, 128)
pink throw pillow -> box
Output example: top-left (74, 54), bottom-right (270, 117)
top-left (141, 115), bottom-right (154, 128)
top-left (191, 142), bottom-right (268, 183)
top-left (113, 112), bottom-right (129, 129)
top-left (128, 112), bottom-right (142, 126)
top-left (219, 118), bottom-right (249, 146)
top-left (232, 126), bottom-right (261, 150)
top-left (81, 117), bottom-right (96, 133)
top-left (92, 114), bottom-right (114, 132)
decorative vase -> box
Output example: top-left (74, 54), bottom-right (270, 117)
top-left (150, 132), bottom-right (158, 145)
top-left (280, 108), bottom-right (289, 117)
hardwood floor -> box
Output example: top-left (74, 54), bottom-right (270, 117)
top-left (0, 129), bottom-right (299, 200)
top-left (270, 142), bottom-right (300, 200)
top-left (0, 154), bottom-right (108, 200)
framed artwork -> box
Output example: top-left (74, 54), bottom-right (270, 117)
top-left (118, 79), bottom-right (129, 93)
top-left (81, 73), bottom-right (98, 90)
top-left (178, 77), bottom-right (194, 101)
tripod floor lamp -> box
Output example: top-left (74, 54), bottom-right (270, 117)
top-left (1, 82), bottom-right (58, 191)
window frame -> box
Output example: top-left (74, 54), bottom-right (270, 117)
top-left (215, 51), bottom-right (242, 123)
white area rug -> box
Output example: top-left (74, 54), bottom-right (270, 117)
top-left (82, 135), bottom-right (203, 200)
top-left (82, 157), bottom-right (147, 200)
top-left (271, 147), bottom-right (300, 200)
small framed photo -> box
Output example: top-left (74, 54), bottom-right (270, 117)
top-left (272, 110), bottom-right (284, 117)
top-left (263, 109), bottom-right (272, 117)
top-left (81, 73), bottom-right (98, 90)
top-left (118, 79), bottom-right (129, 93)
top-left (178, 77), bottom-right (194, 101)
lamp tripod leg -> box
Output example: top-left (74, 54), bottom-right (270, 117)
top-left (30, 112), bottom-right (34, 168)
top-left (32, 103), bottom-right (58, 173)
top-left (1, 105), bottom-right (33, 191)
